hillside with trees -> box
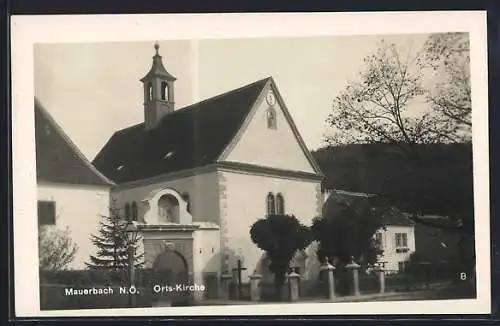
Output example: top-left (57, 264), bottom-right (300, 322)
top-left (312, 142), bottom-right (475, 276)
top-left (312, 142), bottom-right (473, 225)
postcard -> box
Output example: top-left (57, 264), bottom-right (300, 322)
top-left (11, 11), bottom-right (490, 317)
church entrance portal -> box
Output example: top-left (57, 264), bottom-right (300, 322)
top-left (151, 250), bottom-right (190, 306)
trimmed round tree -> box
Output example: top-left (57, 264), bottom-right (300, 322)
top-left (250, 214), bottom-right (312, 300)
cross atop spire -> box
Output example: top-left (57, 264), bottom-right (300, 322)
top-left (154, 42), bottom-right (160, 56)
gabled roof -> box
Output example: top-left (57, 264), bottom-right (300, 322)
top-left (92, 78), bottom-right (270, 184)
top-left (217, 80), bottom-right (324, 177)
top-left (35, 98), bottom-right (114, 187)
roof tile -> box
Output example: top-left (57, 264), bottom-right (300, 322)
top-left (92, 78), bottom-right (270, 183)
top-left (35, 99), bottom-right (114, 187)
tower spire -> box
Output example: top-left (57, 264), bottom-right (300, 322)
top-left (140, 42), bottom-right (177, 130)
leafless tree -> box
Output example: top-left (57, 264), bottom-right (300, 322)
top-left (325, 37), bottom-right (472, 233)
top-left (418, 32), bottom-right (471, 138)
top-left (39, 225), bottom-right (78, 271)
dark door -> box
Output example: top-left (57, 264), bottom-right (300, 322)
top-left (151, 250), bottom-right (189, 305)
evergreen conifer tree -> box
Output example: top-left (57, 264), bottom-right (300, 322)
top-left (86, 207), bottom-right (144, 270)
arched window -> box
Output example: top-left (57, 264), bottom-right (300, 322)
top-left (148, 83), bottom-right (153, 101)
top-left (276, 193), bottom-right (285, 215)
top-left (131, 201), bottom-right (138, 221)
top-left (266, 193), bottom-right (276, 216)
top-left (161, 81), bottom-right (169, 101)
top-left (266, 108), bottom-right (277, 129)
top-left (158, 194), bottom-right (180, 223)
top-left (124, 203), bottom-right (131, 221)
top-left (181, 192), bottom-right (191, 213)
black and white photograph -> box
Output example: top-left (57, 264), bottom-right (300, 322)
top-left (11, 12), bottom-right (490, 317)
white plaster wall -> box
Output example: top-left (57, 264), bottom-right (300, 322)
top-left (192, 224), bottom-right (221, 291)
top-left (377, 225), bottom-right (416, 271)
top-left (37, 183), bottom-right (111, 270)
top-left (223, 95), bottom-right (316, 173)
top-left (220, 171), bottom-right (322, 282)
top-left (192, 225), bottom-right (221, 275)
top-left (111, 172), bottom-right (219, 224)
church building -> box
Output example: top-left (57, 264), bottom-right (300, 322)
top-left (92, 43), bottom-right (325, 300)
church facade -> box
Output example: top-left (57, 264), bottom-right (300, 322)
top-left (92, 44), bottom-right (325, 300)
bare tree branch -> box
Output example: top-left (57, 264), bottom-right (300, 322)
top-left (325, 37), bottom-right (473, 233)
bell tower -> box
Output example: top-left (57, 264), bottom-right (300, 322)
top-left (140, 42), bottom-right (177, 130)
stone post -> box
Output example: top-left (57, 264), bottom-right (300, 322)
top-left (287, 271), bottom-right (300, 302)
top-left (220, 273), bottom-right (233, 300)
top-left (249, 273), bottom-right (262, 302)
top-left (373, 265), bottom-right (385, 294)
top-left (320, 261), bottom-right (336, 300)
top-left (345, 259), bottom-right (361, 296)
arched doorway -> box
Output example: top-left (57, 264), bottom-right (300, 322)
top-left (151, 250), bottom-right (189, 305)
top-left (152, 250), bottom-right (188, 284)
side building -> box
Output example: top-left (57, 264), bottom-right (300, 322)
top-left (323, 189), bottom-right (416, 272)
top-left (35, 98), bottom-right (114, 270)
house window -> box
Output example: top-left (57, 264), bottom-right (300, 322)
top-left (398, 261), bottom-right (405, 272)
top-left (266, 193), bottom-right (276, 216)
top-left (131, 202), bottom-right (138, 221)
top-left (38, 201), bottom-right (56, 225)
top-left (276, 193), bottom-right (285, 215)
top-left (124, 203), bottom-right (131, 221)
top-left (266, 108), bottom-right (277, 129)
top-left (161, 81), bottom-right (168, 101)
top-left (395, 233), bottom-right (408, 248)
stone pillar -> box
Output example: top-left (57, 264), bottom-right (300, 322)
top-left (249, 274), bottom-right (262, 302)
top-left (320, 261), bottom-right (336, 300)
top-left (287, 272), bottom-right (300, 302)
top-left (374, 266), bottom-right (385, 294)
top-left (220, 273), bottom-right (233, 300)
top-left (346, 259), bottom-right (361, 296)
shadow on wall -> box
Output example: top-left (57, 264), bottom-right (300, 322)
top-left (251, 242), bottom-right (323, 284)
top-left (226, 248), bottom-right (247, 275)
top-left (254, 253), bottom-right (274, 283)
top-left (201, 252), bottom-right (222, 300)
top-left (196, 248), bottom-right (248, 300)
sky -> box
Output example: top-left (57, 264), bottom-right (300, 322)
top-left (34, 34), bottom-right (430, 161)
